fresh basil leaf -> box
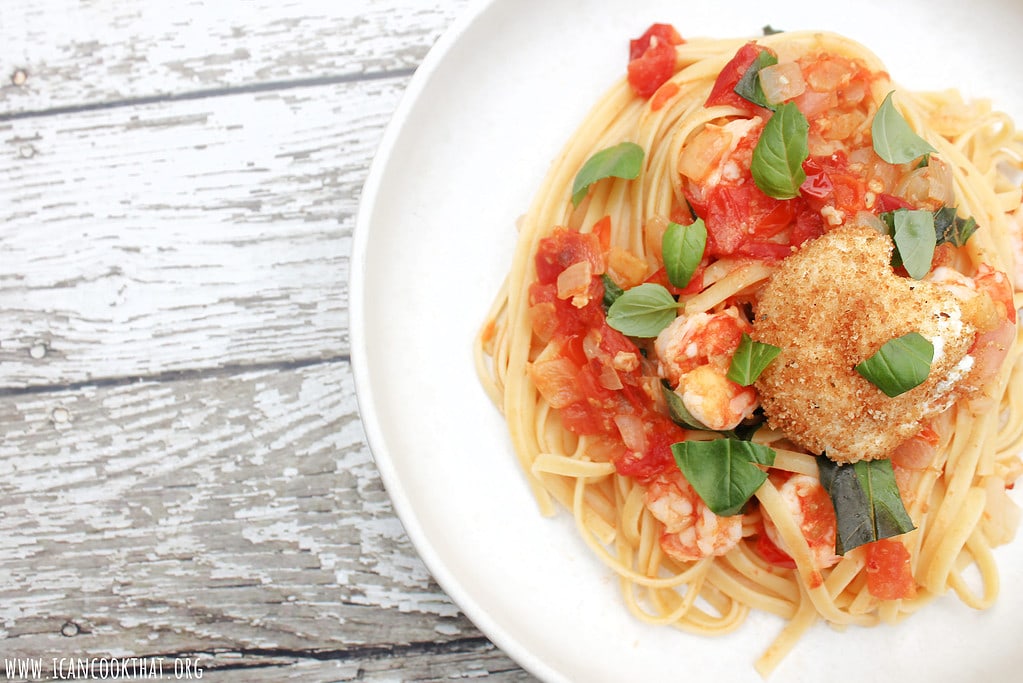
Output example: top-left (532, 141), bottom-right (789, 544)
top-left (662, 219), bottom-right (707, 289)
top-left (751, 102), bottom-right (809, 199)
top-left (733, 49), bottom-right (778, 110)
top-left (672, 439), bottom-right (776, 516)
top-left (727, 334), bottom-right (782, 386)
top-left (762, 25), bottom-right (783, 36)
top-left (872, 91), bottom-right (937, 164)
top-left (888, 209), bottom-right (936, 279)
top-left (818, 456), bottom-right (916, 555)
top-left (855, 331), bottom-right (933, 397)
top-left (571, 142), bottom-right (644, 207)
top-left (601, 273), bottom-right (624, 310)
top-left (605, 283), bottom-right (677, 337)
top-left (933, 206), bottom-right (978, 247)
top-left (660, 380), bottom-right (713, 431)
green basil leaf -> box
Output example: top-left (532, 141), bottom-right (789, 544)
top-left (733, 49), bottom-right (778, 110)
top-left (672, 439), bottom-right (776, 516)
top-left (751, 102), bottom-right (809, 199)
top-left (727, 334), bottom-right (782, 386)
top-left (854, 331), bottom-right (933, 397)
top-left (662, 219), bottom-right (707, 289)
top-left (887, 209), bottom-right (936, 279)
top-left (571, 142), bottom-right (644, 207)
top-left (601, 273), bottom-right (624, 310)
top-left (818, 456), bottom-right (916, 555)
top-left (762, 25), bottom-right (783, 36)
top-left (660, 380), bottom-right (713, 431)
top-left (605, 283), bottom-right (678, 338)
top-left (871, 91), bottom-right (937, 164)
top-left (933, 206), bottom-right (978, 247)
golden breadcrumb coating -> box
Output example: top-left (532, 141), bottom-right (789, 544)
top-left (752, 224), bottom-right (995, 463)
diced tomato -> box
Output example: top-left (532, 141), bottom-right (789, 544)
top-left (790, 208), bottom-right (825, 249)
top-left (692, 181), bottom-right (798, 258)
top-left (797, 481), bottom-right (837, 546)
top-left (754, 528), bottom-right (797, 569)
top-left (799, 153), bottom-right (868, 219)
top-left (534, 228), bottom-right (604, 285)
top-left (613, 413), bottom-right (683, 481)
top-left (800, 157), bottom-right (834, 200)
top-left (627, 23), bottom-right (684, 99)
top-left (875, 193), bottom-right (914, 213)
top-left (705, 42), bottom-right (773, 111)
top-left (865, 538), bottom-right (917, 601)
top-left (650, 81), bottom-right (680, 111)
top-left (629, 23), bottom-right (683, 61)
top-left (591, 215), bottom-right (613, 252)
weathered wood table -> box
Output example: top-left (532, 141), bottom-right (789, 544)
top-left (0, 0), bottom-right (534, 679)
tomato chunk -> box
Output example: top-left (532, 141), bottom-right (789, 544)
top-left (865, 538), bottom-right (917, 601)
top-left (627, 23), bottom-right (684, 99)
top-left (705, 42), bottom-right (773, 111)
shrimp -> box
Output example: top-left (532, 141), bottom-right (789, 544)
top-left (654, 307), bottom-right (759, 431)
top-left (645, 469), bottom-right (743, 562)
top-left (762, 473), bottom-right (841, 571)
top-left (928, 262), bottom-right (1017, 403)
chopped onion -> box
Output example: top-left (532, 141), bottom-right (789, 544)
top-left (853, 210), bottom-right (887, 235)
top-left (556, 260), bottom-right (593, 305)
top-left (894, 158), bottom-right (954, 207)
top-left (614, 414), bottom-right (648, 454)
top-left (529, 357), bottom-right (582, 409)
top-left (759, 62), bottom-right (806, 105)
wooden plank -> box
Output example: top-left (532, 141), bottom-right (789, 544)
top-left (0, 360), bottom-right (528, 679)
top-left (0, 0), bottom-right (471, 115)
top-left (0, 76), bottom-right (408, 387)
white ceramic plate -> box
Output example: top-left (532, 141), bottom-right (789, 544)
top-left (352, 1), bottom-right (1023, 681)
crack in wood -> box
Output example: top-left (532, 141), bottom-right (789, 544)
top-left (0, 354), bottom-right (351, 396)
top-left (133, 637), bottom-right (499, 671)
top-left (0, 70), bottom-right (417, 123)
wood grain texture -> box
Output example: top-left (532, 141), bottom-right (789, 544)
top-left (0, 0), bottom-right (536, 679)
top-left (0, 0), bottom-right (470, 115)
top-left (0, 76), bottom-right (398, 386)
top-left (0, 361), bottom-right (531, 680)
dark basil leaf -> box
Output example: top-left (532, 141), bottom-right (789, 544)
top-left (605, 283), bottom-right (677, 338)
top-left (601, 273), bottom-right (624, 310)
top-left (818, 456), bottom-right (916, 555)
top-left (751, 102), bottom-right (809, 199)
top-left (727, 333), bottom-right (781, 386)
top-left (872, 91), bottom-right (937, 164)
top-left (762, 25), bottom-right (783, 36)
top-left (933, 206), bottom-right (978, 247)
top-left (733, 49), bottom-right (778, 110)
top-left (660, 380), bottom-right (713, 431)
top-left (571, 142), bottom-right (644, 207)
top-left (662, 219), bottom-right (707, 289)
top-left (673, 439), bottom-right (776, 516)
top-left (854, 332), bottom-right (933, 397)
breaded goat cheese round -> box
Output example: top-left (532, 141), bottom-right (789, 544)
top-left (752, 224), bottom-right (997, 463)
